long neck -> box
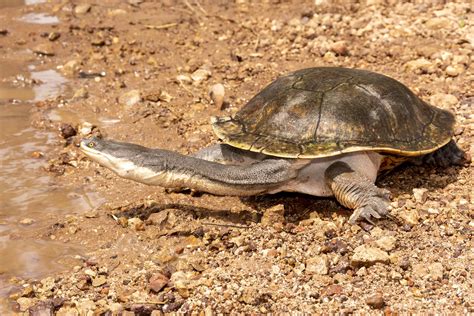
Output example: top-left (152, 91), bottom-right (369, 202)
top-left (115, 148), bottom-right (306, 196)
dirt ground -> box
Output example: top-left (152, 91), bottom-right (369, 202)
top-left (1, 0), bottom-right (473, 314)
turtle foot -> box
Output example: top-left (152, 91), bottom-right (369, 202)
top-left (349, 190), bottom-right (391, 224)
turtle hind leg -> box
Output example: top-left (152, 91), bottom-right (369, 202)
top-left (325, 161), bottom-right (391, 224)
top-left (420, 140), bottom-right (470, 167)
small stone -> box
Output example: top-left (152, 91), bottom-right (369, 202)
top-left (209, 83), bottom-right (225, 109)
top-left (159, 91), bottom-right (172, 103)
top-left (366, 293), bottom-right (385, 309)
top-left (90, 275), bottom-right (106, 288)
top-left (445, 65), bottom-right (463, 77)
top-left (62, 60), bottom-right (81, 76)
top-left (17, 297), bottom-right (33, 312)
top-left (191, 68), bottom-right (211, 82)
top-left (29, 300), bottom-right (58, 315)
top-left (19, 218), bottom-right (35, 225)
top-left (108, 303), bottom-right (123, 314)
top-left (412, 188), bottom-right (429, 203)
top-left (324, 284), bottom-right (342, 296)
top-left (72, 87), bottom-right (89, 100)
top-left (108, 9), bottom-right (127, 16)
top-left (119, 90), bottom-right (141, 107)
top-left (375, 236), bottom-right (397, 252)
top-left (128, 0), bottom-right (144, 6)
top-left (261, 204), bottom-right (285, 227)
top-left (429, 93), bottom-right (458, 108)
top-left (40, 277), bottom-right (55, 292)
top-left (59, 123), bottom-right (77, 139)
top-left (31, 151), bottom-right (44, 158)
top-left (48, 32), bottom-right (60, 41)
top-left (84, 269), bottom-right (96, 277)
top-left (239, 287), bottom-right (261, 305)
top-left (398, 209), bottom-right (419, 226)
top-left (176, 74), bottom-right (192, 84)
top-left (330, 41), bottom-right (349, 56)
top-left (425, 17), bottom-right (451, 30)
top-left (84, 209), bottom-right (99, 218)
top-left (76, 300), bottom-right (96, 314)
top-left (405, 58), bottom-right (435, 74)
top-left (128, 218), bottom-right (145, 231)
top-left (351, 245), bottom-right (390, 267)
top-left (412, 262), bottom-right (443, 281)
top-left (306, 255), bottom-right (329, 275)
top-left (78, 122), bottom-right (93, 136)
top-left (0, 29), bottom-right (8, 36)
top-left (33, 43), bottom-right (55, 56)
top-left (428, 262), bottom-right (443, 281)
top-left (74, 4), bottom-right (91, 15)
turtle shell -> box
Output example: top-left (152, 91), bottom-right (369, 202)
top-left (212, 67), bottom-right (454, 158)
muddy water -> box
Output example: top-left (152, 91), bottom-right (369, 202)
top-left (0, 57), bottom-right (103, 309)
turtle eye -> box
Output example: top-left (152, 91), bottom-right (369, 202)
top-left (88, 141), bottom-right (96, 148)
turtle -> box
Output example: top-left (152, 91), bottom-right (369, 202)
top-left (80, 67), bottom-right (469, 224)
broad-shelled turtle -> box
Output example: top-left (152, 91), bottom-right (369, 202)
top-left (80, 67), bottom-right (469, 223)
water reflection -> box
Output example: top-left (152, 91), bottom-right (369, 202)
top-left (0, 59), bottom-right (104, 306)
top-left (19, 12), bottom-right (59, 24)
top-left (0, 0), bottom-right (45, 8)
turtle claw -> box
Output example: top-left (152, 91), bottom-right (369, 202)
top-left (349, 195), bottom-right (391, 224)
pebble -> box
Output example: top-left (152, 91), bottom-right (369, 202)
top-left (191, 68), bottom-right (212, 82)
top-left (108, 303), bottom-right (123, 314)
top-left (119, 90), bottom-right (141, 107)
top-left (176, 74), bottom-right (192, 84)
top-left (261, 204), bottom-right (285, 227)
top-left (77, 300), bottom-right (96, 314)
top-left (398, 209), bottom-right (419, 226)
top-left (324, 284), bottom-right (343, 296)
top-left (306, 255), bottom-right (329, 275)
top-left (59, 123), bottom-right (77, 139)
top-left (351, 245), bottom-right (390, 267)
top-left (78, 122), bottom-right (93, 136)
top-left (72, 87), bottom-right (89, 100)
top-left (16, 297), bottom-right (33, 312)
top-left (445, 65), bottom-right (463, 77)
top-left (56, 306), bottom-right (80, 315)
top-left (19, 218), bottom-right (35, 225)
top-left (366, 293), bottom-right (385, 309)
top-left (33, 43), bottom-right (55, 56)
top-left (404, 58), bottom-right (435, 74)
top-left (61, 60), bottom-right (81, 76)
top-left (74, 4), bottom-right (91, 15)
top-left (128, 217), bottom-right (145, 231)
top-left (92, 275), bottom-right (107, 287)
top-left (330, 40), bottom-right (349, 56)
top-left (209, 83), bottom-right (225, 109)
top-left (412, 262), bottom-right (443, 281)
top-left (144, 90), bottom-right (172, 103)
top-left (429, 93), bottom-right (458, 108)
top-left (425, 17), bottom-right (451, 30)
top-left (108, 9), bottom-right (127, 16)
top-left (40, 277), bottom-right (55, 292)
top-left (375, 236), bottom-right (397, 252)
top-left (412, 188), bottom-right (429, 204)
top-left (48, 32), bottom-right (60, 41)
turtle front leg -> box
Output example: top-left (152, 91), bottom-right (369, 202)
top-left (325, 161), bottom-right (391, 224)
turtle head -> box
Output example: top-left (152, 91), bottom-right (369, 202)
top-left (79, 137), bottom-right (151, 177)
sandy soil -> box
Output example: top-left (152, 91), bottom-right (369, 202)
top-left (1, 0), bottom-right (473, 314)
